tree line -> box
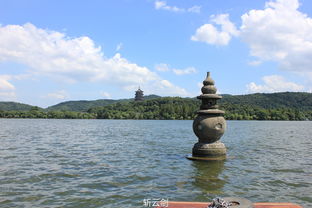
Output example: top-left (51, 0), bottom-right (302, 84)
top-left (1, 97), bottom-right (311, 120)
top-left (0, 107), bottom-right (96, 119)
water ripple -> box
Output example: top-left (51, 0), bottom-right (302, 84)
top-left (0, 119), bottom-right (311, 207)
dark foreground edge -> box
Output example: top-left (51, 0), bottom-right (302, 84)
top-left (156, 201), bottom-right (302, 208)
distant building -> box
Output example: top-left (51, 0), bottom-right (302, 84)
top-left (135, 87), bottom-right (144, 101)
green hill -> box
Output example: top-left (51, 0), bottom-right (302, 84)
top-left (46, 99), bottom-right (120, 112)
top-left (1, 92), bottom-right (312, 120)
top-left (0, 102), bottom-right (41, 111)
top-left (220, 92), bottom-right (312, 110)
top-left (44, 92), bottom-right (312, 112)
top-left (46, 94), bottom-right (161, 112)
top-left (88, 97), bottom-right (197, 120)
top-left (88, 92), bottom-right (312, 120)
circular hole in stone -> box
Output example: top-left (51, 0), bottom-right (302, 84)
top-left (229, 201), bottom-right (240, 206)
top-left (215, 123), bottom-right (222, 130)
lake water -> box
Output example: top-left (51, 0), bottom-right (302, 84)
top-left (0, 119), bottom-right (311, 208)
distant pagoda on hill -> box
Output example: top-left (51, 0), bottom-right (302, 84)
top-left (135, 87), bottom-right (144, 101)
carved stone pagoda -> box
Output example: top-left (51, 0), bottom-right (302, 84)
top-left (187, 72), bottom-right (227, 160)
top-left (135, 87), bottom-right (144, 101)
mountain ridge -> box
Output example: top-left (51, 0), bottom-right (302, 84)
top-left (0, 92), bottom-right (311, 112)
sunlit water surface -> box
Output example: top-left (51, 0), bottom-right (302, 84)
top-left (0, 119), bottom-right (311, 207)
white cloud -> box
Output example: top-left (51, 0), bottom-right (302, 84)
top-left (173, 67), bottom-right (197, 75)
top-left (116, 42), bottom-right (123, 52)
top-left (0, 75), bottom-right (15, 90)
top-left (246, 75), bottom-right (304, 93)
top-left (160, 79), bottom-right (173, 87)
top-left (212, 14), bottom-right (239, 36)
top-left (191, 14), bottom-right (239, 45)
top-left (122, 79), bottom-right (190, 97)
top-left (188, 6), bottom-right (201, 14)
top-left (155, 1), bottom-right (166, 10)
top-left (191, 24), bottom-right (230, 45)
top-left (159, 79), bottom-right (189, 95)
top-left (155, 0), bottom-right (182, 12)
top-left (240, 0), bottom-right (312, 77)
top-left (192, 0), bottom-right (312, 78)
top-left (46, 90), bottom-right (67, 100)
top-left (155, 63), bottom-right (197, 75)
top-left (0, 75), bottom-right (16, 101)
top-left (155, 63), bottom-right (170, 71)
top-left (100, 91), bottom-right (111, 99)
top-left (0, 23), bottom-right (189, 97)
top-left (154, 1), bottom-right (201, 13)
top-left (0, 23), bottom-right (157, 85)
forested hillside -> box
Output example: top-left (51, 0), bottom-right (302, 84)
top-left (46, 95), bottom-right (161, 112)
top-left (46, 99), bottom-right (119, 112)
top-left (220, 92), bottom-right (312, 110)
top-left (88, 95), bottom-right (312, 120)
top-left (0, 92), bottom-right (311, 120)
top-left (0, 102), bottom-right (41, 111)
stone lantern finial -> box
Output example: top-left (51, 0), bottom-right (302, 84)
top-left (187, 72), bottom-right (227, 160)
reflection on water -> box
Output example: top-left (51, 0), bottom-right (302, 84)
top-left (192, 161), bottom-right (226, 195)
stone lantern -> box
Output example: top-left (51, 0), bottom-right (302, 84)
top-left (187, 72), bottom-right (227, 160)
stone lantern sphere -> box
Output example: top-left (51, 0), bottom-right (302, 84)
top-left (189, 72), bottom-right (227, 160)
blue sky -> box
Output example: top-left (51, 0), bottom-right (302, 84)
top-left (0, 0), bottom-right (312, 107)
